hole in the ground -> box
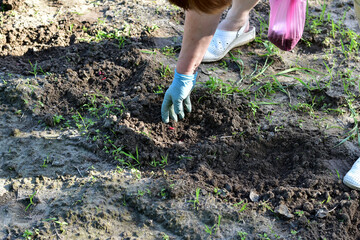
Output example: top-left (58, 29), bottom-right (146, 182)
top-left (0, 3), bottom-right (12, 12)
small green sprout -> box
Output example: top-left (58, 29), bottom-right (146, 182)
top-left (53, 114), bottom-right (65, 125)
top-left (204, 215), bottom-right (221, 236)
top-left (25, 191), bottom-right (37, 211)
top-left (188, 188), bottom-right (201, 210)
top-left (238, 231), bottom-right (248, 240)
top-left (22, 229), bottom-right (33, 240)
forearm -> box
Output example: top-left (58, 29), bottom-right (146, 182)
top-left (176, 10), bottom-right (221, 75)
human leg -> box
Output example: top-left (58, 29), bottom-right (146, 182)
top-left (218, 0), bottom-right (259, 31)
top-left (202, 0), bottom-right (259, 62)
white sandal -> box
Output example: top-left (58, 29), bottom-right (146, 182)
top-left (344, 157), bottom-right (360, 190)
top-left (202, 21), bottom-right (256, 63)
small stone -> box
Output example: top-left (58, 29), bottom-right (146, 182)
top-left (224, 183), bottom-right (232, 192)
top-left (123, 112), bottom-right (131, 119)
top-left (11, 128), bottom-right (21, 137)
top-left (249, 190), bottom-right (260, 202)
top-left (52, 159), bottom-right (65, 167)
top-left (275, 204), bottom-right (294, 219)
top-left (12, 181), bottom-right (21, 191)
top-left (315, 208), bottom-right (329, 219)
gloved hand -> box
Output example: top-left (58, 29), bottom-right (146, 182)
top-left (161, 69), bottom-right (197, 123)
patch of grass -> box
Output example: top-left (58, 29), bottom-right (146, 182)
top-left (159, 63), bottom-right (172, 78)
top-left (88, 28), bottom-right (128, 48)
top-left (119, 146), bottom-right (141, 167)
top-left (335, 100), bottom-right (360, 147)
top-left (161, 46), bottom-right (177, 56)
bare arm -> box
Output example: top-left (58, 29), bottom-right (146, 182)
top-left (176, 10), bottom-right (221, 75)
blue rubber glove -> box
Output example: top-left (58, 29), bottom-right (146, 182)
top-left (161, 69), bottom-right (197, 123)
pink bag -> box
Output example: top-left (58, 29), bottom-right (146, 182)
top-left (268, 0), bottom-right (307, 51)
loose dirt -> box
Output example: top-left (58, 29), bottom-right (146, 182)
top-left (1, 0), bottom-right (360, 239)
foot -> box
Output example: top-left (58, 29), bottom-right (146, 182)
top-left (202, 21), bottom-right (255, 63)
top-left (343, 158), bottom-right (360, 190)
top-left (217, 18), bottom-right (250, 32)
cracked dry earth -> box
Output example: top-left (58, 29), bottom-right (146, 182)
top-left (0, 0), bottom-right (360, 239)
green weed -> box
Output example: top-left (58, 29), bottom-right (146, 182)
top-left (335, 169), bottom-right (341, 180)
top-left (22, 229), bottom-right (34, 240)
top-left (335, 101), bottom-right (360, 147)
top-left (159, 63), bottom-right (172, 78)
top-left (294, 210), bottom-right (304, 217)
top-left (238, 231), bottom-right (248, 240)
top-left (41, 155), bottom-right (49, 168)
top-left (25, 191), bottom-right (37, 211)
top-left (120, 146), bottom-right (141, 167)
top-left (53, 114), bottom-right (64, 126)
top-left (188, 188), bottom-right (201, 210)
top-left (234, 200), bottom-right (248, 213)
top-left (204, 215), bottom-right (221, 236)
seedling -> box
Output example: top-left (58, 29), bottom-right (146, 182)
top-left (259, 201), bottom-right (274, 213)
top-left (25, 191), bottom-right (37, 211)
top-left (146, 24), bottom-right (159, 33)
top-left (131, 168), bottom-right (141, 179)
top-left (159, 63), bottom-right (172, 78)
top-left (161, 46), bottom-right (177, 56)
top-left (335, 169), bottom-right (341, 180)
top-left (41, 155), bottom-right (49, 168)
top-left (160, 188), bottom-right (167, 199)
top-left (160, 154), bottom-right (168, 167)
top-left (137, 189), bottom-right (145, 197)
top-left (162, 233), bottom-right (170, 240)
top-left (120, 146), bottom-right (141, 167)
top-left (188, 188), bottom-right (201, 210)
top-left (53, 114), bottom-right (64, 126)
top-left (22, 229), bottom-right (34, 240)
top-left (335, 104), bottom-right (360, 147)
top-left (294, 210), bottom-right (304, 217)
top-left (153, 84), bottom-right (165, 94)
top-left (28, 60), bottom-right (47, 78)
top-left (234, 200), bottom-right (248, 213)
top-left (54, 220), bottom-right (68, 233)
top-left (238, 231), bottom-right (248, 240)
top-left (258, 233), bottom-right (271, 240)
top-left (204, 215), bottom-right (221, 236)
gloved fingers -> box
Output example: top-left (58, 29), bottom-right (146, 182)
top-left (174, 99), bottom-right (185, 120)
top-left (161, 94), bottom-right (172, 123)
top-left (183, 95), bottom-right (192, 113)
top-left (169, 104), bottom-right (178, 122)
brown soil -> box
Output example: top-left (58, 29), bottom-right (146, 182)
top-left (1, 0), bottom-right (360, 239)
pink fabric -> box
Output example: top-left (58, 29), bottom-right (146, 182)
top-left (268, 0), bottom-right (307, 51)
